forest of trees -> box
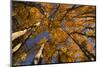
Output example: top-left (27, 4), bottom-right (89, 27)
top-left (12, 1), bottom-right (96, 66)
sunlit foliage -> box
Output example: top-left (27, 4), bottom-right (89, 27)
top-left (12, 1), bottom-right (96, 66)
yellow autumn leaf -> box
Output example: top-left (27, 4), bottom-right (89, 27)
top-left (39, 37), bottom-right (48, 44)
top-left (61, 47), bottom-right (67, 53)
top-left (21, 52), bottom-right (27, 61)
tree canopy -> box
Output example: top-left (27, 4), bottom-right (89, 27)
top-left (12, 1), bottom-right (96, 66)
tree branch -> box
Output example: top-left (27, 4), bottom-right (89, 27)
top-left (70, 32), bottom-right (95, 38)
top-left (59, 5), bottom-right (96, 61)
top-left (48, 4), bottom-right (60, 20)
top-left (13, 1), bottom-right (47, 16)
